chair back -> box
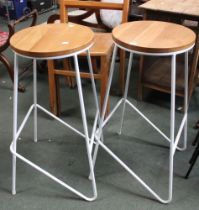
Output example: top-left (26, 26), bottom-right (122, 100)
top-left (0, 10), bottom-right (37, 52)
top-left (9, 9), bottom-right (38, 34)
top-left (59, 0), bottom-right (130, 31)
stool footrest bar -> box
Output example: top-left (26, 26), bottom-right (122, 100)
top-left (37, 104), bottom-right (86, 139)
top-left (102, 98), bottom-right (123, 128)
top-left (126, 99), bottom-right (170, 143)
top-left (98, 139), bottom-right (171, 204)
top-left (10, 142), bottom-right (97, 201)
top-left (16, 105), bottom-right (34, 140)
top-left (173, 114), bottom-right (187, 155)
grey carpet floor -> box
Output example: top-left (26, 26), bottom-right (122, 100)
top-left (0, 10), bottom-right (199, 210)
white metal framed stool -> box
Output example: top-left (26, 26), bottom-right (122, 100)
top-left (92, 21), bottom-right (196, 203)
top-left (9, 23), bottom-right (100, 201)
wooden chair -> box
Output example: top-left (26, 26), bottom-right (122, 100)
top-left (0, 9), bottom-right (38, 92)
top-left (47, 0), bottom-right (130, 116)
top-left (128, 0), bottom-right (148, 21)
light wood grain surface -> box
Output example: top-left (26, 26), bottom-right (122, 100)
top-left (139, 0), bottom-right (199, 17)
top-left (112, 21), bottom-right (196, 53)
top-left (10, 23), bottom-right (94, 58)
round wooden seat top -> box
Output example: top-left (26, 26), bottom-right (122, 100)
top-left (112, 21), bottom-right (196, 54)
top-left (10, 23), bottom-right (94, 58)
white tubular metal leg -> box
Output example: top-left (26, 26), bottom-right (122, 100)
top-left (86, 50), bottom-right (101, 150)
top-left (73, 55), bottom-right (97, 200)
top-left (168, 54), bottom-right (176, 202)
top-left (101, 45), bottom-right (118, 123)
top-left (12, 53), bottom-right (18, 195)
top-left (119, 52), bottom-right (134, 135)
top-left (183, 51), bottom-right (189, 150)
top-left (91, 45), bottom-right (118, 170)
top-left (33, 59), bottom-right (38, 143)
top-left (86, 50), bottom-right (100, 120)
top-left (86, 49), bottom-right (102, 180)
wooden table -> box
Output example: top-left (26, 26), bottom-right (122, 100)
top-left (140, 0), bottom-right (199, 18)
top-left (139, 0), bottom-right (199, 103)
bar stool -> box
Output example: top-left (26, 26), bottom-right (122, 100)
top-left (93, 21), bottom-right (196, 203)
top-left (9, 23), bottom-right (99, 201)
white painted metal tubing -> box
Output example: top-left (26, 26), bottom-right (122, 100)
top-left (99, 44), bottom-right (191, 201)
top-left (91, 45), bottom-right (118, 171)
top-left (97, 139), bottom-right (172, 204)
top-left (94, 98), bottom-right (124, 140)
top-left (102, 98), bottom-right (123, 129)
top-left (86, 49), bottom-right (103, 179)
top-left (10, 101), bottom-right (97, 201)
top-left (101, 93), bottom-right (187, 156)
top-left (168, 54), bottom-right (176, 202)
top-left (73, 55), bottom-right (90, 141)
top-left (37, 104), bottom-right (86, 139)
top-left (11, 46), bottom-right (98, 201)
top-left (12, 53), bottom-right (18, 195)
top-left (173, 114), bottom-right (187, 155)
top-left (86, 50), bottom-right (100, 122)
top-left (73, 54), bottom-right (97, 199)
top-left (33, 59), bottom-right (38, 143)
top-left (170, 51), bottom-right (189, 153)
top-left (183, 51), bottom-right (189, 151)
top-left (119, 52), bottom-right (134, 135)
top-left (15, 103), bottom-right (97, 147)
top-left (126, 100), bottom-right (170, 142)
top-left (126, 99), bottom-right (185, 152)
top-left (94, 39), bottom-right (193, 203)
top-left (93, 51), bottom-right (184, 203)
top-left (15, 105), bottom-right (34, 140)
top-left (92, 98), bottom-right (124, 175)
top-left (10, 143), bottom-right (96, 201)
top-left (101, 45), bottom-right (118, 123)
top-left (90, 111), bottom-right (99, 153)
top-left (86, 49), bottom-right (102, 152)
